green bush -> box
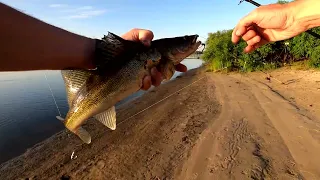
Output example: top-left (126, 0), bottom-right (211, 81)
top-left (310, 46), bottom-right (320, 67)
top-left (202, 26), bottom-right (320, 72)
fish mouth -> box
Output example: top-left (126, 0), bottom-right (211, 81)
top-left (188, 35), bottom-right (202, 53)
top-left (177, 35), bottom-right (201, 54)
top-left (192, 35), bottom-right (199, 44)
top-left (171, 35), bottom-right (202, 65)
top-left (189, 35), bottom-right (202, 51)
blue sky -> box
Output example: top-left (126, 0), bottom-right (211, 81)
top-left (1, 0), bottom-right (277, 42)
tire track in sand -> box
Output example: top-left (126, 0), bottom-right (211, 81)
top-left (177, 73), bottom-right (303, 180)
top-left (177, 74), bottom-right (254, 180)
top-left (226, 118), bottom-right (249, 170)
top-left (241, 76), bottom-right (320, 180)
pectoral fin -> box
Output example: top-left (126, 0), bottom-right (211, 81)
top-left (94, 106), bottom-right (117, 130)
top-left (159, 61), bottom-right (176, 81)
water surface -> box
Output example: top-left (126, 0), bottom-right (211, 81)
top-left (0, 59), bottom-right (203, 164)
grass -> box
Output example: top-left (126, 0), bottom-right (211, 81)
top-left (204, 58), bottom-right (320, 74)
top-left (204, 59), bottom-right (233, 73)
top-left (283, 59), bottom-right (320, 71)
top-left (286, 60), bottom-right (311, 70)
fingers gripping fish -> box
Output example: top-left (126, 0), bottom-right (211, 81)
top-left (56, 32), bottom-right (201, 144)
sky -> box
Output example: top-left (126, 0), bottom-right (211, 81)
top-left (1, 0), bottom-right (277, 42)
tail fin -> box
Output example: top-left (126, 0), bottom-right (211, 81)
top-left (56, 116), bottom-right (92, 144)
top-left (77, 127), bottom-right (92, 144)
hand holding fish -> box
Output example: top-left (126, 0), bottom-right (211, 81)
top-left (120, 28), bottom-right (188, 90)
top-left (232, 0), bottom-right (320, 53)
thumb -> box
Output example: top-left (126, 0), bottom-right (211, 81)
top-left (121, 28), bottom-right (154, 46)
top-left (232, 10), bottom-right (259, 44)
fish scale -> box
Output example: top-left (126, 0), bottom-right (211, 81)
top-left (57, 32), bottom-right (202, 144)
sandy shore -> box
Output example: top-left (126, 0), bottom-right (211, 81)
top-left (1, 66), bottom-right (320, 180)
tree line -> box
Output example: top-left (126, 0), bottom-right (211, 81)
top-left (201, 27), bottom-right (320, 72)
top-left (201, 0), bottom-right (320, 72)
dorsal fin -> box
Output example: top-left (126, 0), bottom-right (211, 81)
top-left (94, 32), bottom-right (147, 75)
top-left (61, 69), bottom-right (93, 107)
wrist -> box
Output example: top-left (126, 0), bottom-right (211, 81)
top-left (76, 37), bottom-right (96, 69)
top-left (289, 0), bottom-right (320, 31)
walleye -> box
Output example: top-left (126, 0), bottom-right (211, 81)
top-left (57, 32), bottom-right (201, 144)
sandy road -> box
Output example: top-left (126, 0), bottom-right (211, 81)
top-left (1, 68), bottom-right (320, 180)
top-left (177, 72), bottom-right (320, 180)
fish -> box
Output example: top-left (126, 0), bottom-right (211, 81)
top-left (56, 32), bottom-right (202, 144)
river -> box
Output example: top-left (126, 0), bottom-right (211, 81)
top-left (0, 58), bottom-right (203, 164)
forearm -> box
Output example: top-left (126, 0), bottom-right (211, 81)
top-left (0, 3), bottom-right (95, 71)
top-left (289, 0), bottom-right (320, 31)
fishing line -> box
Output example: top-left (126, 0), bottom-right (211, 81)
top-left (44, 71), bottom-right (62, 117)
top-left (116, 75), bottom-right (206, 127)
top-left (73, 74), bottom-right (207, 150)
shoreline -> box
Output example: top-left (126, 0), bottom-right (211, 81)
top-left (0, 66), bottom-right (206, 166)
top-left (0, 66), bottom-right (216, 180)
top-left (0, 58), bottom-right (204, 165)
top-left (2, 66), bottom-right (320, 179)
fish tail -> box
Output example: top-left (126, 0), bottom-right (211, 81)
top-left (56, 116), bottom-right (92, 144)
top-left (76, 127), bottom-right (92, 144)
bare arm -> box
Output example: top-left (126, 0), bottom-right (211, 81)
top-left (0, 3), bottom-right (186, 90)
top-left (290, 0), bottom-right (320, 31)
top-left (232, 0), bottom-right (320, 53)
top-left (0, 3), bottom-right (95, 71)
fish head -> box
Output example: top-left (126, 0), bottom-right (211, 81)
top-left (153, 34), bottom-right (201, 64)
top-left (150, 34), bottom-right (201, 80)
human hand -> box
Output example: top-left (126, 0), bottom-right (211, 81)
top-left (121, 28), bottom-right (188, 90)
top-left (231, 3), bottom-right (308, 53)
